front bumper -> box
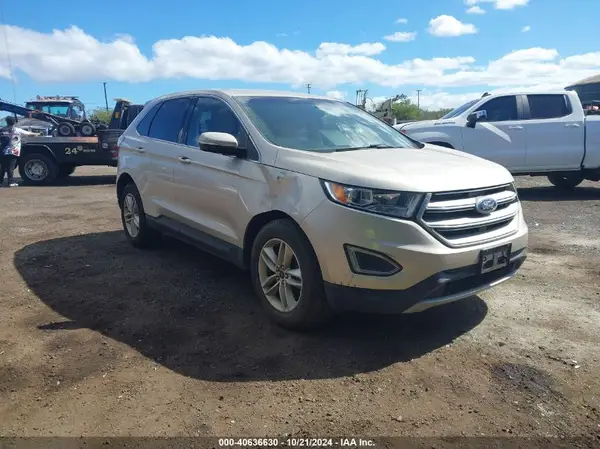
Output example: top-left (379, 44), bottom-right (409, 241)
top-left (324, 248), bottom-right (526, 314)
top-left (300, 198), bottom-right (529, 313)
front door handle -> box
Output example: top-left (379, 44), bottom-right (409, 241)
top-left (178, 156), bottom-right (192, 164)
top-left (135, 147), bottom-right (145, 153)
top-left (508, 125), bottom-right (523, 130)
top-left (565, 123), bottom-right (580, 128)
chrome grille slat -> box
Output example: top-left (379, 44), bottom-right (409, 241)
top-left (419, 184), bottom-right (520, 247)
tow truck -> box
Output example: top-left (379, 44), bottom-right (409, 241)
top-left (17, 98), bottom-right (144, 185)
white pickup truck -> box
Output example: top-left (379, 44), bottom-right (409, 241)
top-left (396, 90), bottom-right (600, 189)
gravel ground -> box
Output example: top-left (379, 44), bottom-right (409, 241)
top-left (0, 167), bottom-right (599, 443)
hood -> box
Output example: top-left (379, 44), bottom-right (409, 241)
top-left (399, 119), bottom-right (438, 130)
top-left (17, 118), bottom-right (52, 129)
top-left (274, 144), bottom-right (513, 193)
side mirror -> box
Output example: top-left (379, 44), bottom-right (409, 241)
top-left (466, 110), bottom-right (487, 128)
top-left (198, 132), bottom-right (242, 157)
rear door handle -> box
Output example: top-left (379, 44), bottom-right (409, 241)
top-left (178, 156), bottom-right (192, 164)
top-left (134, 147), bottom-right (145, 153)
top-left (565, 123), bottom-right (580, 128)
top-left (508, 125), bottom-right (523, 130)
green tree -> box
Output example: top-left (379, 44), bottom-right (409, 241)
top-left (88, 107), bottom-right (112, 124)
top-left (391, 94), bottom-right (421, 120)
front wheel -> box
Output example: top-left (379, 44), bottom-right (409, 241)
top-left (250, 219), bottom-right (331, 330)
top-left (547, 173), bottom-right (584, 190)
top-left (18, 153), bottom-right (58, 185)
top-left (119, 183), bottom-right (160, 248)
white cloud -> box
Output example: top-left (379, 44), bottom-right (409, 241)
top-left (276, 32), bottom-right (289, 37)
top-left (522, 25), bottom-right (531, 33)
top-left (466, 6), bottom-right (486, 14)
top-left (395, 18), bottom-right (408, 24)
top-left (465, 0), bottom-right (528, 10)
top-left (427, 16), bottom-right (477, 37)
top-left (1, 24), bottom-right (599, 93)
top-left (383, 31), bottom-right (417, 42)
top-left (325, 90), bottom-right (346, 100)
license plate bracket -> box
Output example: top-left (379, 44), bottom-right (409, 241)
top-left (480, 244), bottom-right (511, 274)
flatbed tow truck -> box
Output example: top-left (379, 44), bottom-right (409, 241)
top-left (16, 98), bottom-right (144, 185)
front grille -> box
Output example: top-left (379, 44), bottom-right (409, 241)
top-left (419, 183), bottom-right (520, 247)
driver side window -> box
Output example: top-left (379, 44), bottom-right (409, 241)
top-left (185, 97), bottom-right (258, 160)
top-left (475, 96), bottom-right (518, 122)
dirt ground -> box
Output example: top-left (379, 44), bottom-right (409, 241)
top-left (0, 167), bottom-right (599, 442)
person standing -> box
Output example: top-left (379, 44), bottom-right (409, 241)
top-left (0, 116), bottom-right (38, 187)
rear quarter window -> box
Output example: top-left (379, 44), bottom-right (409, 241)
top-left (527, 94), bottom-right (572, 119)
top-left (135, 102), bottom-right (161, 136)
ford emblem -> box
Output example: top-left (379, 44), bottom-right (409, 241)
top-left (475, 197), bottom-right (498, 214)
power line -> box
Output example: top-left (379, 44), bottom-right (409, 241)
top-left (0, 1), bottom-right (17, 103)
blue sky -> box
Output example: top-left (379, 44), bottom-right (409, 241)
top-left (1, 0), bottom-right (599, 112)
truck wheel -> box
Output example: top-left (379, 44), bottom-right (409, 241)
top-left (57, 122), bottom-right (76, 137)
top-left (80, 121), bottom-right (96, 137)
top-left (119, 183), bottom-right (161, 249)
top-left (547, 173), bottom-right (584, 190)
top-left (250, 219), bottom-right (332, 330)
top-left (19, 153), bottom-right (58, 185)
top-left (57, 165), bottom-right (76, 178)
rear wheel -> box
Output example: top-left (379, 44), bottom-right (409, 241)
top-left (18, 153), bottom-right (58, 185)
top-left (250, 219), bottom-right (331, 329)
top-left (547, 173), bottom-right (584, 190)
top-left (119, 183), bottom-right (160, 248)
top-left (80, 121), bottom-right (96, 137)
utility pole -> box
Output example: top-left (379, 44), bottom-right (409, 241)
top-left (103, 82), bottom-right (109, 112)
top-left (416, 89), bottom-right (422, 110)
top-left (306, 83), bottom-right (311, 94)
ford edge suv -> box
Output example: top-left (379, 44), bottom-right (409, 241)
top-left (116, 90), bottom-right (528, 329)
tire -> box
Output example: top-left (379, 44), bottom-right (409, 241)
top-left (547, 173), bottom-right (584, 190)
top-left (119, 183), bottom-right (161, 249)
top-left (57, 122), bottom-right (76, 137)
top-left (250, 219), bottom-right (332, 330)
top-left (57, 165), bottom-right (76, 178)
top-left (18, 153), bottom-right (58, 185)
top-left (80, 121), bottom-right (96, 137)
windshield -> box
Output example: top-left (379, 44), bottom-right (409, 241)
top-left (235, 96), bottom-right (417, 152)
top-left (26, 102), bottom-right (71, 117)
top-left (441, 99), bottom-right (478, 119)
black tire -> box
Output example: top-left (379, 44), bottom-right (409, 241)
top-left (57, 165), bottom-right (76, 178)
top-left (80, 121), bottom-right (96, 137)
top-left (547, 173), bottom-right (584, 190)
top-left (18, 153), bottom-right (58, 185)
top-left (57, 122), bottom-right (76, 137)
top-left (119, 183), bottom-right (161, 249)
top-left (250, 219), bottom-right (332, 330)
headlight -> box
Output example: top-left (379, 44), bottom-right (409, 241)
top-left (322, 180), bottom-right (424, 219)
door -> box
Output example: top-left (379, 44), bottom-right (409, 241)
top-left (134, 97), bottom-right (193, 218)
top-left (521, 94), bottom-right (585, 171)
top-left (172, 96), bottom-right (256, 246)
top-left (461, 95), bottom-right (528, 172)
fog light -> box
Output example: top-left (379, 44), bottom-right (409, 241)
top-left (344, 244), bottom-right (402, 276)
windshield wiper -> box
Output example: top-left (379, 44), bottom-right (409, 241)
top-left (334, 144), bottom-right (396, 152)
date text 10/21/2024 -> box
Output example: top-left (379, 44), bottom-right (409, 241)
top-left (218, 438), bottom-right (376, 447)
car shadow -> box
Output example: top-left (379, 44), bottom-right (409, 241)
top-left (14, 231), bottom-right (488, 382)
top-left (517, 186), bottom-right (600, 202)
top-left (14, 174), bottom-right (116, 187)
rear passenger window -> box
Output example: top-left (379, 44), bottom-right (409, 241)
top-left (528, 95), bottom-right (571, 119)
top-left (148, 97), bottom-right (192, 143)
top-left (136, 103), bottom-right (161, 136)
top-left (476, 96), bottom-right (518, 122)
